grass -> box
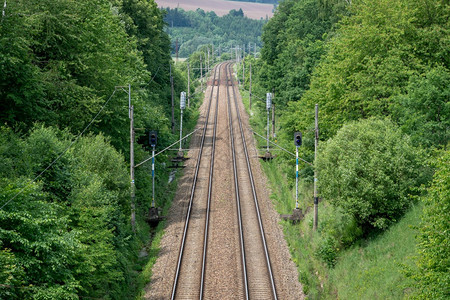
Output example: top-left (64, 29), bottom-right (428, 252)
top-left (238, 85), bottom-right (422, 299)
top-left (329, 204), bottom-right (421, 299)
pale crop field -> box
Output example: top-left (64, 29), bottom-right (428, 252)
top-left (155, 0), bottom-right (274, 19)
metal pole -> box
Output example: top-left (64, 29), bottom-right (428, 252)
top-left (200, 55), bottom-right (203, 92)
top-left (242, 58), bottom-right (245, 86)
top-left (207, 48), bottom-right (210, 72)
top-left (152, 146), bottom-right (155, 208)
top-left (175, 38), bottom-right (179, 63)
top-left (179, 91), bottom-right (186, 156)
top-left (179, 110), bottom-right (183, 151)
top-left (249, 63), bottom-right (252, 111)
top-left (267, 109), bottom-right (270, 153)
top-left (2, 0), bottom-right (6, 20)
top-left (266, 93), bottom-right (271, 153)
top-left (296, 146), bottom-right (299, 209)
top-left (272, 103), bottom-right (276, 138)
top-left (314, 104), bottom-right (319, 231)
top-left (187, 63), bottom-right (190, 107)
top-left (130, 102), bottom-right (136, 232)
top-left (170, 64), bottom-right (175, 134)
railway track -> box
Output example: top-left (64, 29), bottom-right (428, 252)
top-left (171, 62), bottom-right (277, 299)
top-left (171, 63), bottom-right (222, 300)
top-left (225, 63), bottom-right (277, 300)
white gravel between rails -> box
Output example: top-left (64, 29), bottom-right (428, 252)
top-left (144, 66), bottom-right (304, 300)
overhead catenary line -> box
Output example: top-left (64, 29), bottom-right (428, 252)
top-left (0, 89), bottom-right (118, 210)
top-left (134, 127), bottom-right (203, 168)
top-left (251, 130), bottom-right (313, 166)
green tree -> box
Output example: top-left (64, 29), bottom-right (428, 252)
top-left (0, 126), bottom-right (134, 299)
top-left (317, 118), bottom-right (428, 231)
top-left (298, 0), bottom-right (449, 140)
top-left (0, 0), bottom-right (148, 151)
top-left (392, 66), bottom-right (450, 148)
top-left (409, 148), bottom-right (450, 299)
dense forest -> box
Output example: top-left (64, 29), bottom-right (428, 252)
top-left (238, 0), bottom-right (448, 298)
top-left (1, 0), bottom-right (448, 298)
top-left (0, 0), bottom-right (194, 298)
top-left (162, 7), bottom-right (266, 58)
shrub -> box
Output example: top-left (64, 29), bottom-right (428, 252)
top-left (317, 118), bottom-right (428, 231)
top-left (313, 203), bottom-right (362, 267)
top-left (410, 148), bottom-right (450, 299)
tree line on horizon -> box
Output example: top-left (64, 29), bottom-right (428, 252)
top-left (162, 7), bottom-right (267, 58)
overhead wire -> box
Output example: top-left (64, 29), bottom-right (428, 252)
top-left (0, 89), bottom-right (118, 210)
top-left (1, 63), bottom-right (205, 210)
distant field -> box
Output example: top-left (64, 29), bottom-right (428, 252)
top-left (155, 0), bottom-right (274, 19)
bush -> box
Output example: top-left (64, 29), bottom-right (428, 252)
top-left (0, 126), bottom-right (134, 299)
top-left (317, 118), bottom-right (428, 231)
top-left (313, 203), bottom-right (363, 267)
top-left (409, 148), bottom-right (450, 299)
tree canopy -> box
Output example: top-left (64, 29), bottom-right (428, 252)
top-left (162, 7), bottom-right (266, 57)
top-left (0, 0), bottom-right (188, 298)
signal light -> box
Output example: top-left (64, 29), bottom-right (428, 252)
top-left (294, 132), bottom-right (302, 147)
top-left (149, 130), bottom-right (157, 147)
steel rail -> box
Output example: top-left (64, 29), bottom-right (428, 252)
top-left (199, 63), bottom-right (221, 299)
top-left (171, 63), bottom-right (222, 300)
top-left (227, 63), bottom-right (278, 299)
top-left (225, 63), bottom-right (250, 300)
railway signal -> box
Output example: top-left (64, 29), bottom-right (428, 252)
top-left (295, 132), bottom-right (302, 147)
top-left (294, 132), bottom-right (302, 210)
top-left (265, 93), bottom-right (273, 159)
top-left (149, 131), bottom-right (157, 147)
top-left (179, 92), bottom-right (186, 158)
top-left (147, 129), bottom-right (161, 223)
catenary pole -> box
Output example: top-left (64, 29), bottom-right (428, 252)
top-left (242, 58), bottom-right (245, 86)
top-left (187, 63), bottom-right (191, 107)
top-left (296, 146), bottom-right (299, 209)
top-left (2, 0), bottom-right (6, 20)
top-left (151, 145), bottom-right (155, 208)
top-left (249, 63), bottom-right (252, 111)
top-left (200, 54), bottom-right (203, 92)
top-left (170, 64), bottom-right (175, 133)
top-left (266, 93), bottom-right (272, 153)
top-left (272, 103), bottom-right (276, 138)
top-left (314, 104), bottom-right (319, 231)
top-left (130, 97), bottom-right (136, 232)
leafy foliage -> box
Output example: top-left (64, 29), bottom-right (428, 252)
top-left (250, 0), bottom-right (448, 297)
top-left (392, 66), bottom-right (450, 148)
top-left (0, 0), bottom-right (146, 139)
top-left (259, 0), bottom-right (348, 104)
top-left (163, 7), bottom-right (266, 57)
top-left (409, 148), bottom-right (450, 299)
top-left (0, 0), bottom-right (188, 298)
top-left (317, 118), bottom-right (428, 230)
top-left (0, 126), bottom-right (140, 299)
top-left (294, 0), bottom-right (449, 142)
